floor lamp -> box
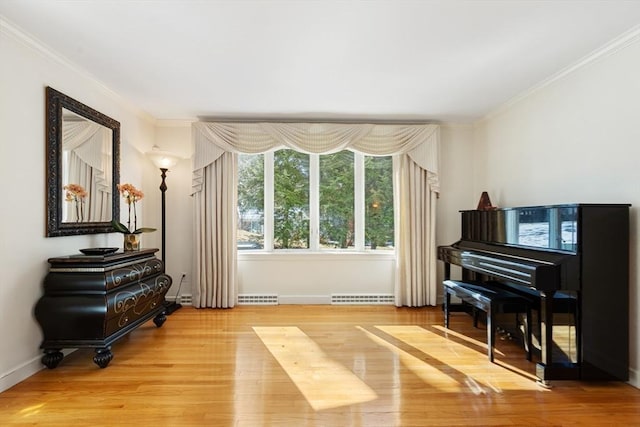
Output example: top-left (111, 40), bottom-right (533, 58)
top-left (148, 147), bottom-right (181, 314)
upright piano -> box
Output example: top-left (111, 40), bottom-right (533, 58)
top-left (438, 204), bottom-right (630, 382)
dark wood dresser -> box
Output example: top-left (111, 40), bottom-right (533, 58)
top-left (35, 248), bottom-right (171, 368)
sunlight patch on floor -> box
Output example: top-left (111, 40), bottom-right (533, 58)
top-left (375, 325), bottom-right (542, 392)
top-left (357, 326), bottom-right (463, 392)
top-left (253, 326), bottom-right (378, 411)
top-left (433, 323), bottom-right (498, 353)
top-left (431, 325), bottom-right (539, 380)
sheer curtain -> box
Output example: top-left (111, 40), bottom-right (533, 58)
top-left (62, 120), bottom-right (112, 221)
top-left (191, 122), bottom-right (440, 308)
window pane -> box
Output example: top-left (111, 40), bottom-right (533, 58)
top-left (237, 154), bottom-right (264, 250)
top-left (365, 156), bottom-right (394, 250)
top-left (274, 150), bottom-right (309, 249)
top-left (319, 151), bottom-right (354, 249)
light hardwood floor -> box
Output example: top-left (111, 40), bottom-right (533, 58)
top-left (2, 305), bottom-right (640, 426)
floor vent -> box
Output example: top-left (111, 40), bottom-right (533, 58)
top-left (237, 294), bottom-right (279, 305)
top-left (331, 294), bottom-right (395, 305)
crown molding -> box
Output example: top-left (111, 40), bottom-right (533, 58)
top-left (480, 24), bottom-right (640, 124)
top-left (1, 16), bottom-right (156, 125)
top-left (439, 122), bottom-right (475, 130)
top-left (155, 119), bottom-right (198, 128)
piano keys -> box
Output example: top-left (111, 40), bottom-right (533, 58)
top-left (438, 204), bottom-right (630, 383)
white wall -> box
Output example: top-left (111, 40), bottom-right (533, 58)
top-left (142, 122), bottom-right (194, 300)
top-left (435, 124), bottom-right (477, 290)
top-left (0, 20), bottom-right (156, 391)
top-left (474, 35), bottom-right (640, 386)
top-left (238, 252), bottom-right (396, 303)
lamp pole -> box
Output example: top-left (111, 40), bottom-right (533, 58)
top-left (159, 167), bottom-right (168, 265)
top-left (148, 147), bottom-right (181, 315)
top-left (159, 166), bottom-right (182, 314)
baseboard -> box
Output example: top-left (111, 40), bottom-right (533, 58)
top-left (0, 356), bottom-right (42, 393)
top-left (277, 295), bottom-right (332, 305)
top-left (628, 367), bottom-right (639, 389)
top-left (0, 349), bottom-right (75, 393)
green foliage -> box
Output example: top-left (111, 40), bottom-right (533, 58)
top-left (274, 150), bottom-right (309, 249)
top-left (238, 154), bottom-right (264, 215)
top-left (319, 151), bottom-right (354, 248)
top-left (110, 220), bottom-right (156, 234)
top-left (365, 156), bottom-right (394, 249)
top-left (237, 154), bottom-right (265, 241)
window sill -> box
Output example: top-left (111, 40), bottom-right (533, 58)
top-left (237, 250), bottom-right (396, 262)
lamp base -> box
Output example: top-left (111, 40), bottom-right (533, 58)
top-left (164, 301), bottom-right (182, 315)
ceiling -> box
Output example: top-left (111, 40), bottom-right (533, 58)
top-left (2, 0), bottom-right (640, 123)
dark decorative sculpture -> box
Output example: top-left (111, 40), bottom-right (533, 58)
top-left (476, 191), bottom-right (495, 210)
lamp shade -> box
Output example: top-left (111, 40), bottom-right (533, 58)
top-left (147, 149), bottom-right (181, 169)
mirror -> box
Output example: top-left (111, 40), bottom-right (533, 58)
top-left (46, 87), bottom-right (120, 237)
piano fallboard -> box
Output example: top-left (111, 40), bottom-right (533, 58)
top-left (438, 241), bottom-right (574, 292)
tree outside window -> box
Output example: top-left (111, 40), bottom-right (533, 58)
top-left (237, 150), bottom-right (393, 251)
top-left (365, 156), bottom-right (394, 250)
top-left (319, 151), bottom-right (354, 249)
top-left (237, 154), bottom-right (264, 249)
top-left (274, 150), bottom-right (309, 249)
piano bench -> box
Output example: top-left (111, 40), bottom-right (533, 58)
top-left (443, 280), bottom-right (532, 362)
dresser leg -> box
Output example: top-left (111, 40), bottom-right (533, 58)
top-left (93, 347), bottom-right (113, 368)
top-left (42, 349), bottom-right (64, 369)
top-left (153, 311), bottom-right (167, 327)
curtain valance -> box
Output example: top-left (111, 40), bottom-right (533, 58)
top-left (192, 121), bottom-right (440, 194)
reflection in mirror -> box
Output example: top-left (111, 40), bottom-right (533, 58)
top-left (46, 87), bottom-right (120, 237)
top-left (61, 109), bottom-right (113, 223)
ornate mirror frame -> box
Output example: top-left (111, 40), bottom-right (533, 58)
top-left (46, 87), bottom-right (120, 237)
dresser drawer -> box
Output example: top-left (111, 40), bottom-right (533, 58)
top-left (106, 258), bottom-right (164, 290)
top-left (105, 274), bottom-right (171, 336)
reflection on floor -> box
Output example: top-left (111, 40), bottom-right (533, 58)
top-left (253, 326), bottom-right (378, 410)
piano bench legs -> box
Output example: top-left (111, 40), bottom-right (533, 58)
top-left (443, 280), bottom-right (532, 363)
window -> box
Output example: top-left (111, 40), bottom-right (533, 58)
top-left (365, 156), bottom-right (394, 250)
top-left (237, 150), bottom-right (394, 251)
top-left (237, 154), bottom-right (264, 249)
top-left (274, 150), bottom-right (309, 249)
top-left (319, 151), bottom-right (354, 249)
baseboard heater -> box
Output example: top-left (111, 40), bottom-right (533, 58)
top-left (237, 294), bottom-right (279, 305)
top-left (236, 294), bottom-right (395, 305)
top-left (331, 294), bottom-right (395, 305)
top-left (167, 294), bottom-right (192, 305)
top-left (178, 294), bottom-right (192, 305)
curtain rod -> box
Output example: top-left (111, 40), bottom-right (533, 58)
top-left (196, 116), bottom-right (440, 126)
